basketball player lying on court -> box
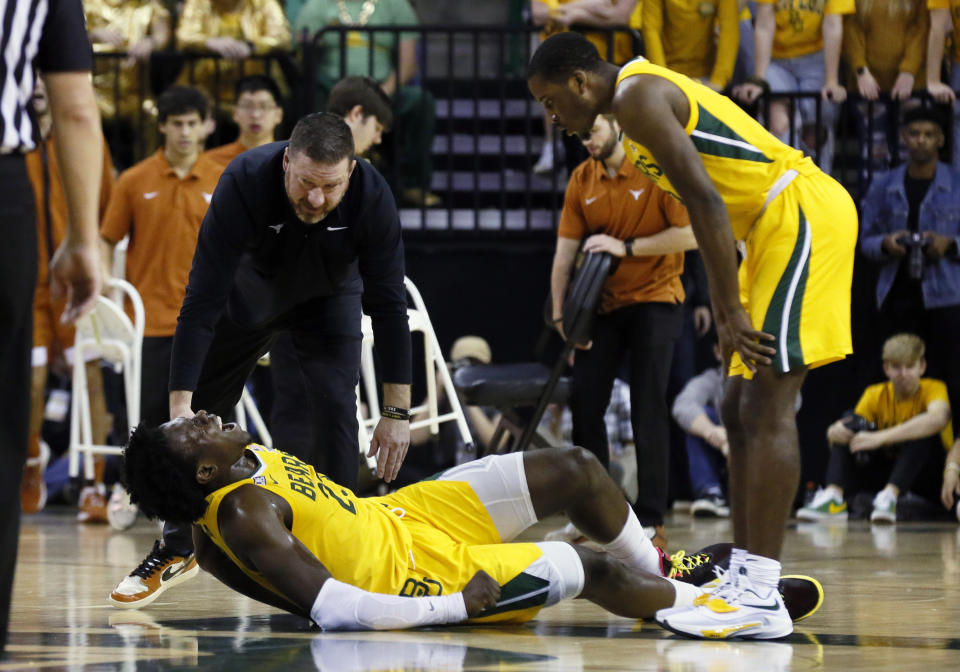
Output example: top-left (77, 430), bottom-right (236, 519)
top-left (122, 411), bottom-right (821, 633)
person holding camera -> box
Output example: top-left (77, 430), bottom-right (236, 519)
top-left (860, 107), bottom-right (960, 412)
top-left (798, 334), bottom-right (953, 523)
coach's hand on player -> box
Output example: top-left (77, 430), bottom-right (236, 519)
top-left (368, 417), bottom-right (410, 483)
top-left (169, 390), bottom-right (196, 421)
top-left (462, 570), bottom-right (501, 617)
top-left (717, 307), bottom-right (775, 373)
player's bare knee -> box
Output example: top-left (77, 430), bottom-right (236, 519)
top-left (559, 446), bottom-right (606, 496)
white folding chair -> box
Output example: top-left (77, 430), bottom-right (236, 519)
top-left (68, 278), bottom-right (144, 481)
top-left (357, 277), bottom-right (474, 466)
top-left (235, 385), bottom-right (273, 447)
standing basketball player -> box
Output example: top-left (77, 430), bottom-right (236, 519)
top-left (528, 33), bottom-right (856, 639)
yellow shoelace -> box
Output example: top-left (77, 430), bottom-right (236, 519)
top-left (669, 550), bottom-right (707, 579)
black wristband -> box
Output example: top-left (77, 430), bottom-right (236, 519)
top-left (383, 405), bottom-right (411, 420)
top-left (624, 238), bottom-right (634, 257)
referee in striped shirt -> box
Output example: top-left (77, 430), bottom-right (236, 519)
top-left (0, 0), bottom-right (102, 654)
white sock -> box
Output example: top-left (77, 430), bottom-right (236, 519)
top-left (666, 577), bottom-right (703, 607)
top-left (728, 547), bottom-right (747, 577)
top-left (744, 553), bottom-right (781, 591)
top-left (602, 505), bottom-right (661, 575)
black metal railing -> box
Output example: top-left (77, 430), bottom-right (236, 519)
top-left (92, 24), bottom-right (955, 233)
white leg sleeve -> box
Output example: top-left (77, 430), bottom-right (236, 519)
top-left (311, 579), bottom-right (468, 631)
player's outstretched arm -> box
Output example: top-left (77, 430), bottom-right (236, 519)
top-left (217, 486), bottom-right (500, 630)
top-left (612, 76), bottom-right (775, 371)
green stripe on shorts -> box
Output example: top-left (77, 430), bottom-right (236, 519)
top-left (476, 571), bottom-right (550, 617)
top-left (761, 206), bottom-right (811, 374)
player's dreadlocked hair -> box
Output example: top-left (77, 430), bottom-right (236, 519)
top-left (527, 32), bottom-right (604, 83)
top-left (123, 422), bottom-right (209, 523)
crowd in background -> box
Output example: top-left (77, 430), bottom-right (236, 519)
top-left (22, 0), bottom-right (960, 539)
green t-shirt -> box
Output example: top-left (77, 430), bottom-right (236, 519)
top-left (291, 0), bottom-right (419, 83)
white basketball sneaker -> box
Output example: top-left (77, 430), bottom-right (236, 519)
top-left (656, 561), bottom-right (793, 640)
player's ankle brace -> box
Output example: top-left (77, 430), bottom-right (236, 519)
top-left (311, 578), bottom-right (468, 631)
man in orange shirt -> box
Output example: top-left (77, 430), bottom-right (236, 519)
top-left (550, 114), bottom-right (697, 548)
top-left (101, 85), bottom-right (221, 606)
top-left (22, 80), bottom-right (115, 519)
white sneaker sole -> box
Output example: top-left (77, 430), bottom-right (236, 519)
top-left (108, 563), bottom-right (199, 610)
top-left (796, 509), bottom-right (848, 522)
top-left (657, 611), bottom-right (794, 640)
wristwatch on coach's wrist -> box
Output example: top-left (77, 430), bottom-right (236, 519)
top-left (624, 238), bottom-right (634, 257)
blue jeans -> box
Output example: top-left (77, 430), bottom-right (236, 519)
top-left (685, 405), bottom-right (726, 498)
top-left (766, 50), bottom-right (837, 172)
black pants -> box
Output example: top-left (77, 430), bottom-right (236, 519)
top-left (0, 155), bottom-right (38, 654)
top-left (162, 293), bottom-right (363, 555)
top-left (825, 436), bottom-right (943, 502)
top-left (140, 336), bottom-right (173, 427)
top-left (570, 302), bottom-right (682, 527)
top-left (269, 331), bottom-right (319, 466)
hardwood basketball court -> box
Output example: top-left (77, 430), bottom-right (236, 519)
top-left (5, 510), bottom-right (959, 671)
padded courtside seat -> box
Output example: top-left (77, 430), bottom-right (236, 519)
top-left (454, 363), bottom-right (571, 408)
top-left (453, 251), bottom-right (613, 455)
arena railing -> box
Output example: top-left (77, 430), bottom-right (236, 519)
top-left (92, 27), bottom-right (954, 233)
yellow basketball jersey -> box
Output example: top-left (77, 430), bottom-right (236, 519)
top-left (196, 446), bottom-right (543, 612)
top-left (196, 445), bottom-right (415, 598)
top-left (615, 57), bottom-right (818, 240)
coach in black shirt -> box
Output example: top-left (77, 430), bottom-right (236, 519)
top-left (170, 112), bottom-right (412, 488)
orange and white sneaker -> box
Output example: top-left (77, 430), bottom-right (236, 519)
top-left (109, 541), bottom-right (199, 609)
top-left (77, 485), bottom-right (109, 524)
top-left (21, 439), bottom-right (50, 514)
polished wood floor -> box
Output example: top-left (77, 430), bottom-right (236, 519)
top-left (6, 508), bottom-right (960, 671)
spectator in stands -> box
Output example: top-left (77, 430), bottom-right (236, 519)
top-left (732, 0), bottom-right (756, 86)
top-left (85, 0), bottom-right (172, 168)
top-left (733, 0), bottom-right (851, 172)
top-left (203, 75), bottom-right (285, 167)
top-left (22, 80), bottom-right (116, 521)
top-left (798, 333), bottom-right (953, 523)
top-left (843, 0), bottom-right (928, 172)
top-left (549, 113), bottom-right (697, 549)
top-left (530, 0), bottom-right (639, 175)
top-left (941, 438), bottom-right (960, 518)
top-left (642, 0), bottom-right (739, 93)
top-left (175, 0), bottom-right (291, 118)
top-left (672, 342), bottom-right (729, 518)
top-left (926, 0), bottom-right (960, 167)
top-left (860, 106), bottom-right (960, 413)
top-left (290, 0), bottom-right (440, 207)
top-left (99, 86), bottom-right (221, 433)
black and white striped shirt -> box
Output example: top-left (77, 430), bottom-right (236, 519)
top-left (0, 0), bottom-right (92, 154)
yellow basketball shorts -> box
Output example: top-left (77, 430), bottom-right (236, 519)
top-left (729, 171), bottom-right (857, 379)
top-left (375, 455), bottom-right (582, 624)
